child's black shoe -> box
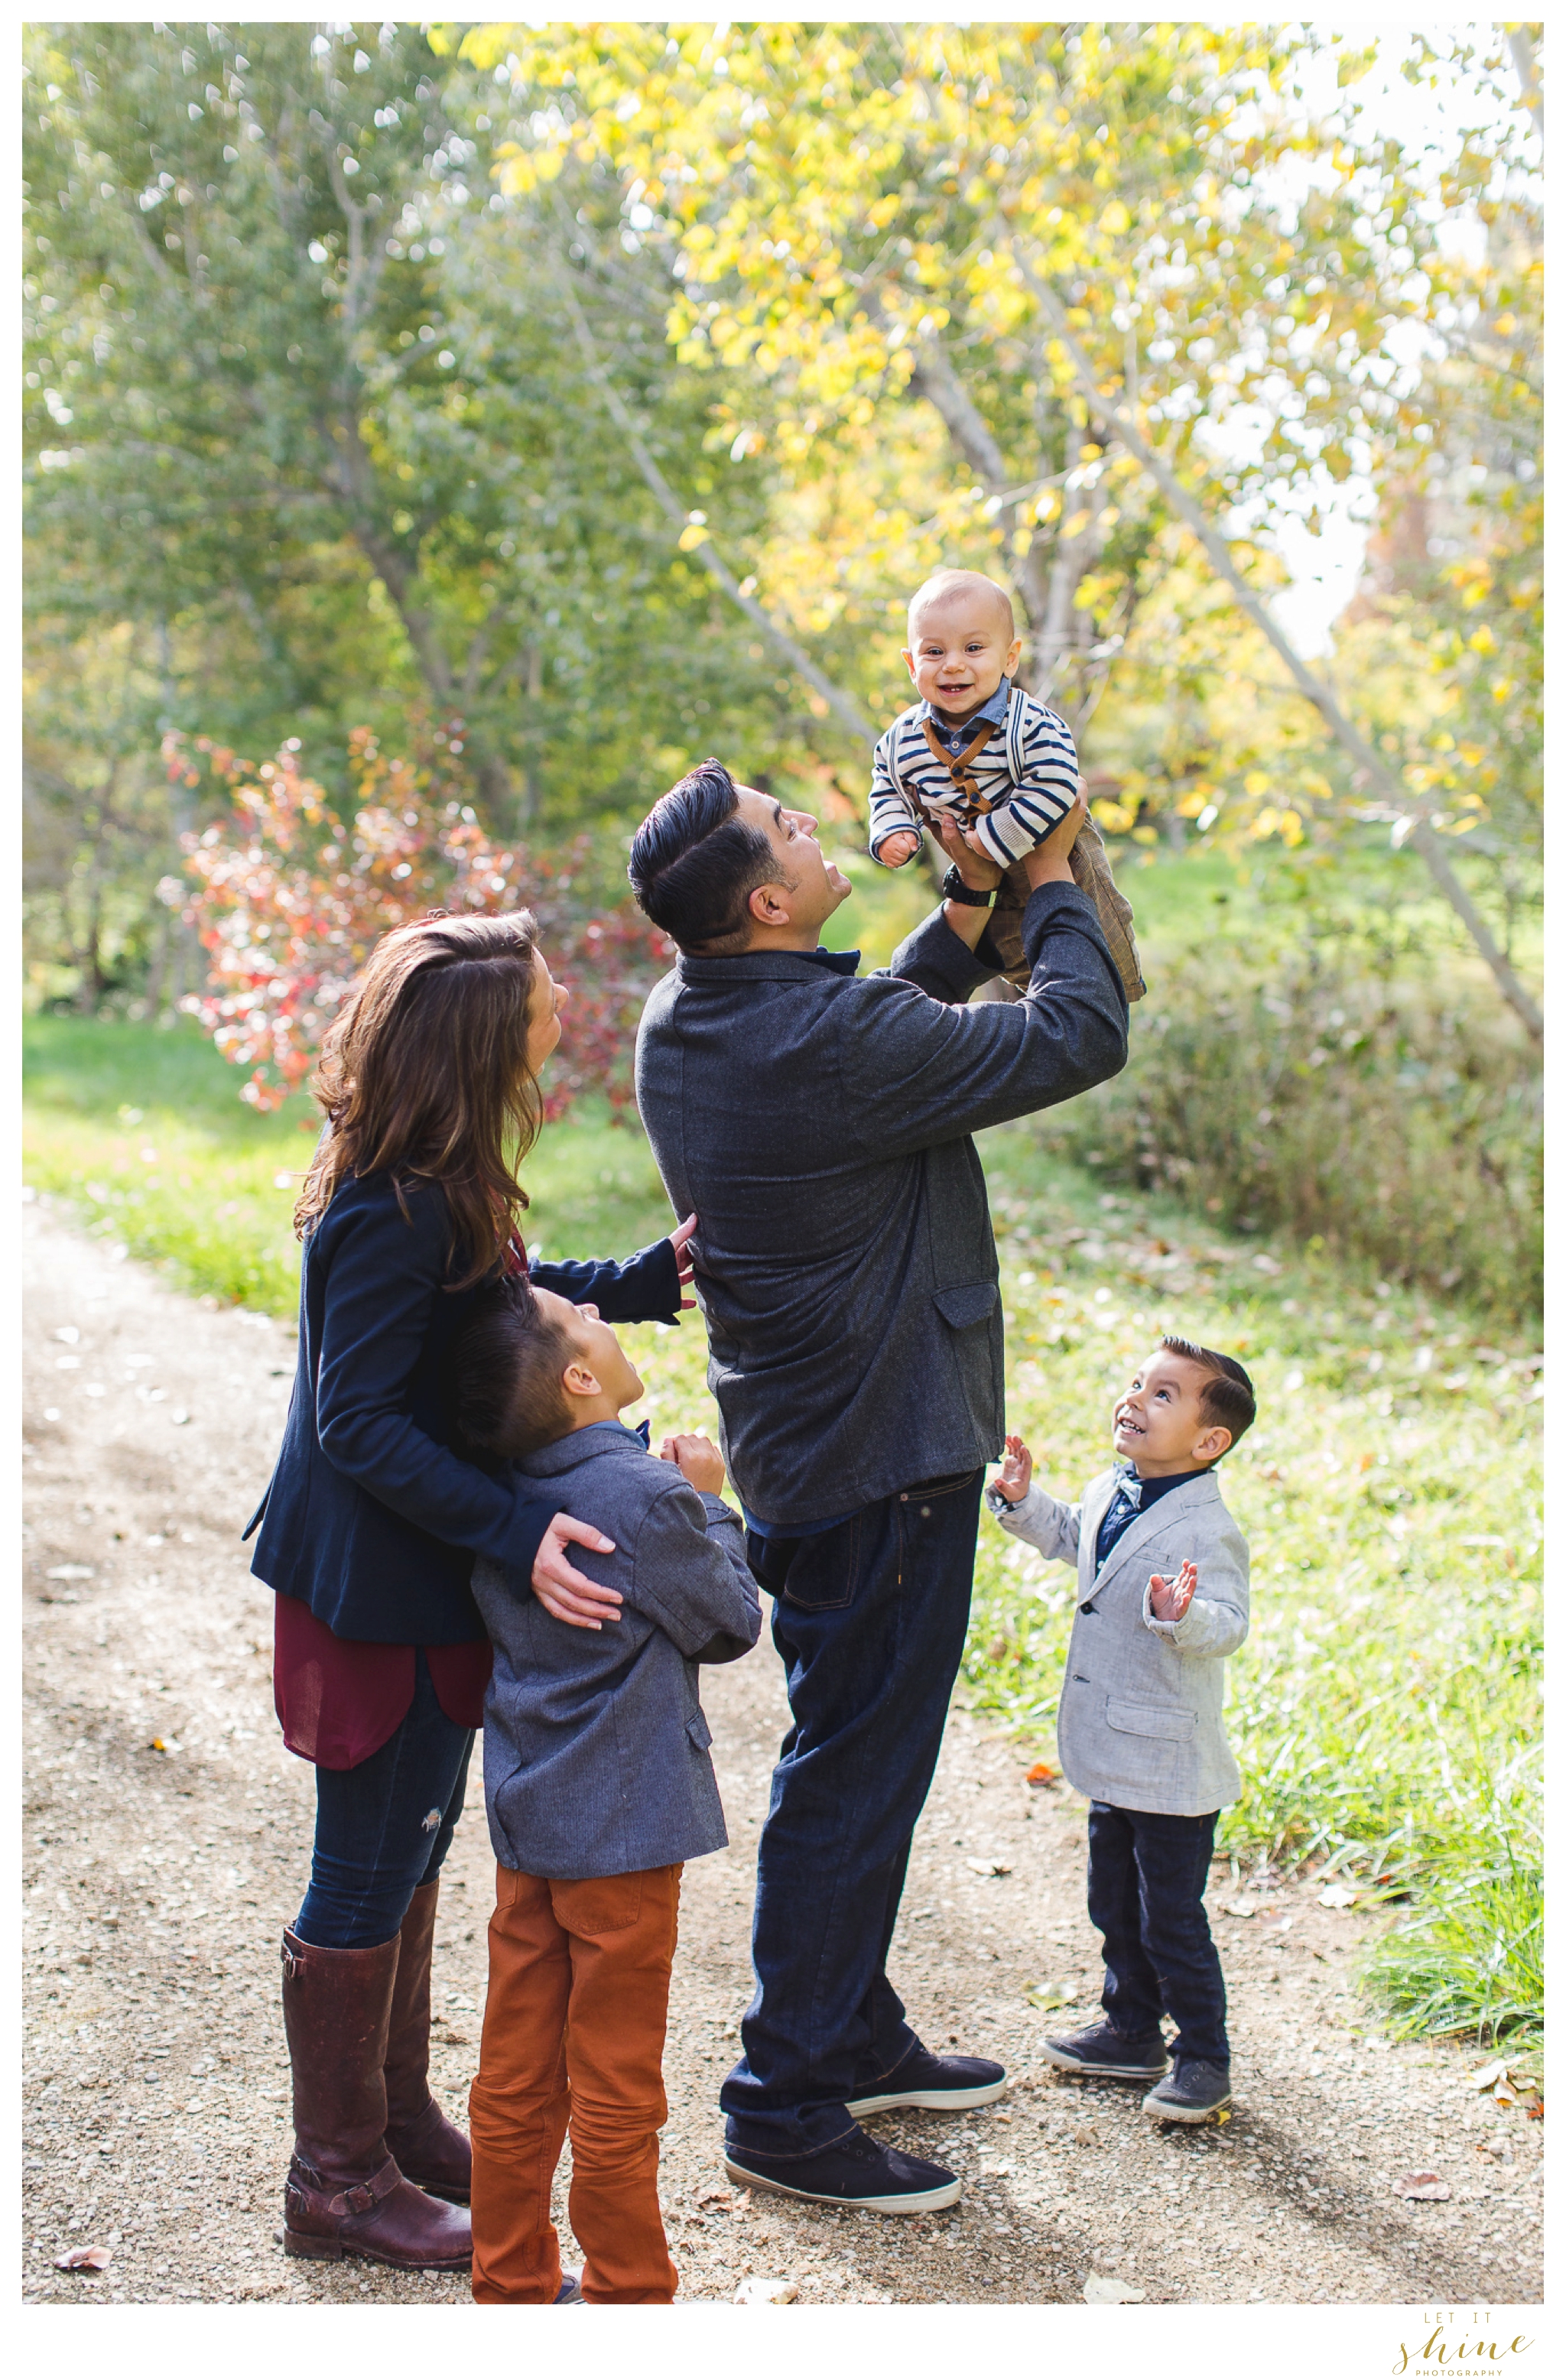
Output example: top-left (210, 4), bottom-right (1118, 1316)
top-left (1141, 2057), bottom-right (1232, 2122)
top-left (1041, 2020), bottom-right (1170, 2080)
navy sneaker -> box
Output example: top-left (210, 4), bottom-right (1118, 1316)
top-left (846, 2046), bottom-right (1006, 2118)
top-left (725, 2129), bottom-right (960, 2213)
top-left (1142, 2057), bottom-right (1232, 2123)
top-left (1042, 2019), bottom-right (1170, 2081)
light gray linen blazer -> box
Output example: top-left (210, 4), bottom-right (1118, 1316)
top-left (990, 1467), bottom-right (1249, 1815)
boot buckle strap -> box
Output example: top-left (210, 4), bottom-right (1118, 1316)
top-left (330, 2158), bottom-right (400, 2218)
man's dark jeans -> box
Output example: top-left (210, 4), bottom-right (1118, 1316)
top-left (1087, 1800), bottom-right (1228, 2063)
top-left (721, 1468), bottom-right (983, 2161)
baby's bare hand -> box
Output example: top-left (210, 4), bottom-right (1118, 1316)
top-left (877, 830), bottom-right (921, 869)
top-left (994, 1432), bottom-right (1034, 1505)
top-left (1149, 1559), bottom-right (1198, 1624)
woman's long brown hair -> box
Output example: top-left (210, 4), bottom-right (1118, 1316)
top-left (294, 909), bottom-right (545, 1288)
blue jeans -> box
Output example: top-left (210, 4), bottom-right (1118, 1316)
top-left (294, 1651), bottom-right (476, 1950)
top-left (1087, 1800), bottom-right (1228, 2063)
top-left (721, 1468), bottom-right (984, 2159)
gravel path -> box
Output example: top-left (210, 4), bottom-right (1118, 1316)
top-left (22, 1203), bottom-right (1543, 2307)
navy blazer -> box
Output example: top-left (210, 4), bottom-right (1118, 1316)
top-left (245, 1170), bottom-right (681, 1645)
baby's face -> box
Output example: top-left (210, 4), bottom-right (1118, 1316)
top-left (903, 591), bottom-right (1022, 718)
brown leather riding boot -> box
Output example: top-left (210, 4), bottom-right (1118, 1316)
top-left (384, 1879), bottom-right (473, 2205)
top-left (280, 1926), bottom-right (472, 2271)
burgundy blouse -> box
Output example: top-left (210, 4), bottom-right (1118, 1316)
top-left (271, 1228), bottom-right (531, 1770)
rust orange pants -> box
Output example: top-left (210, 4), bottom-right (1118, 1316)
top-left (469, 1862), bottom-right (682, 2306)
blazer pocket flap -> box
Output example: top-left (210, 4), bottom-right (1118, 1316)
top-left (685, 1710), bottom-right (713, 1752)
top-left (933, 1281), bottom-right (999, 1330)
top-left (1105, 1698), bottom-right (1196, 1743)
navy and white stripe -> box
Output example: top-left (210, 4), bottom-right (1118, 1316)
top-left (869, 687), bottom-right (1081, 870)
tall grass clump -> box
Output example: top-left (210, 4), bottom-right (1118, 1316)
top-left (1033, 942), bottom-right (1542, 1322)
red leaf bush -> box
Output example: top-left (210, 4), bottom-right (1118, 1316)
top-left (163, 723), bottom-right (673, 1119)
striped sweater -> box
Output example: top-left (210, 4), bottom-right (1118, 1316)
top-left (869, 687), bottom-right (1081, 869)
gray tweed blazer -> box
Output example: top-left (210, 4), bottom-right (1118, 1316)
top-left (991, 1467), bottom-right (1250, 1814)
top-left (472, 1421), bottom-right (761, 1879)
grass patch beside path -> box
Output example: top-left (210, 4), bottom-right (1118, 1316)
top-left (24, 1015), bottom-right (1543, 2055)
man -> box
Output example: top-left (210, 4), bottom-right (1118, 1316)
top-left (628, 758), bottom-right (1129, 2213)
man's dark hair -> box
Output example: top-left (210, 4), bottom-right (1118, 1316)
top-left (1161, 1335), bottom-right (1256, 1451)
top-left (447, 1274), bottom-right (579, 1459)
top-left (628, 758), bottom-right (782, 954)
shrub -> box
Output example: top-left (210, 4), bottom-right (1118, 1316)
top-left (1035, 943), bottom-right (1542, 1320)
top-left (162, 723), bottom-right (674, 1118)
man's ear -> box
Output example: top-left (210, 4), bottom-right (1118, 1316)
top-left (746, 875), bottom-right (793, 929)
top-left (561, 1357), bottom-right (602, 1401)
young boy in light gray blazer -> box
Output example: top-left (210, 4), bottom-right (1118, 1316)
top-left (447, 1275), bottom-right (761, 2305)
top-left (988, 1334), bottom-right (1255, 2124)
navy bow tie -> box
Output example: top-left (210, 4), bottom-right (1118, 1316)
top-left (632, 1417), bottom-right (651, 1449)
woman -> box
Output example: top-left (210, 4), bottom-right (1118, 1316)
top-left (244, 908), bottom-right (693, 2274)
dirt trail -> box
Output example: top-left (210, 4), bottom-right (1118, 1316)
top-left (22, 1203), bottom-right (1542, 2306)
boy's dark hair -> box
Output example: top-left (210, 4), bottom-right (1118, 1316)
top-left (447, 1274), bottom-right (580, 1459)
top-left (1161, 1335), bottom-right (1256, 1452)
top-left (628, 758), bottom-right (782, 954)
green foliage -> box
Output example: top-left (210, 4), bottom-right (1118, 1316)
top-left (1359, 1815), bottom-right (1543, 2056)
top-left (1032, 904), bottom-right (1542, 1320)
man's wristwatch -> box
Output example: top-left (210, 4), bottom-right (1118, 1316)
top-left (941, 864), bottom-right (995, 908)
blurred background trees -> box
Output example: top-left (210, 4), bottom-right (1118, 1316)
top-left (22, 18), bottom-right (1542, 1301)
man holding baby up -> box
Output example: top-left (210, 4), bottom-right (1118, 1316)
top-left (628, 714), bottom-right (1128, 2211)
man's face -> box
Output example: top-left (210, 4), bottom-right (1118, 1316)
top-left (1112, 1349), bottom-right (1227, 1476)
top-left (733, 784), bottom-right (852, 940)
top-left (903, 590), bottom-right (1023, 719)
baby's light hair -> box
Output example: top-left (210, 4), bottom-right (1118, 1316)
top-left (906, 569), bottom-right (1016, 645)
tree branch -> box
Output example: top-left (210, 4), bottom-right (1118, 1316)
top-left (555, 261), bottom-right (879, 751)
top-left (1012, 248), bottom-right (1542, 1042)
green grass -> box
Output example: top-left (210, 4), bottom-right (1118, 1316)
top-left (24, 1012), bottom-right (1543, 2054)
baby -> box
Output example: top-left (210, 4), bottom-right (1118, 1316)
top-left (987, 1336), bottom-right (1254, 2122)
top-left (869, 568), bottom-right (1144, 998)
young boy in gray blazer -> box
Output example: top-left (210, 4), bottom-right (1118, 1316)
top-left (988, 1335), bottom-right (1255, 2123)
top-left (447, 1276), bottom-right (761, 2304)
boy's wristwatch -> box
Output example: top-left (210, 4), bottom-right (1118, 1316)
top-left (941, 865), bottom-right (994, 907)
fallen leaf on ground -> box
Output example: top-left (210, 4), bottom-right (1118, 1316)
top-left (1025, 1982), bottom-right (1077, 2010)
top-left (1220, 1899), bottom-right (1258, 1918)
top-left (54, 2245), bottom-right (112, 2271)
top-left (1317, 1883), bottom-right (1358, 1909)
top-left (966, 1857), bottom-right (1012, 1876)
top-left (1394, 2171), bottom-right (1451, 2201)
top-left (45, 1565), bottom-right (94, 1581)
top-left (1468, 2060), bottom-right (1507, 2090)
top-left (735, 2275), bottom-right (798, 2304)
top-left (1025, 1761), bottom-right (1058, 1786)
top-left (1084, 2273), bottom-right (1147, 2303)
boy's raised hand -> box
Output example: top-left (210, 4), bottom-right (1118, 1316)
top-left (993, 1433), bottom-right (1033, 1506)
top-left (1149, 1559), bottom-right (1198, 1624)
top-left (660, 1432), bottom-right (726, 1495)
top-left (876, 830), bottom-right (921, 869)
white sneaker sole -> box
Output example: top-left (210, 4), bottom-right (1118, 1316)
top-left (844, 2078), bottom-right (1008, 2116)
top-left (1045, 2045), bottom-right (1169, 2082)
top-left (1142, 2089), bottom-right (1232, 2124)
top-left (723, 2155), bottom-right (962, 2213)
